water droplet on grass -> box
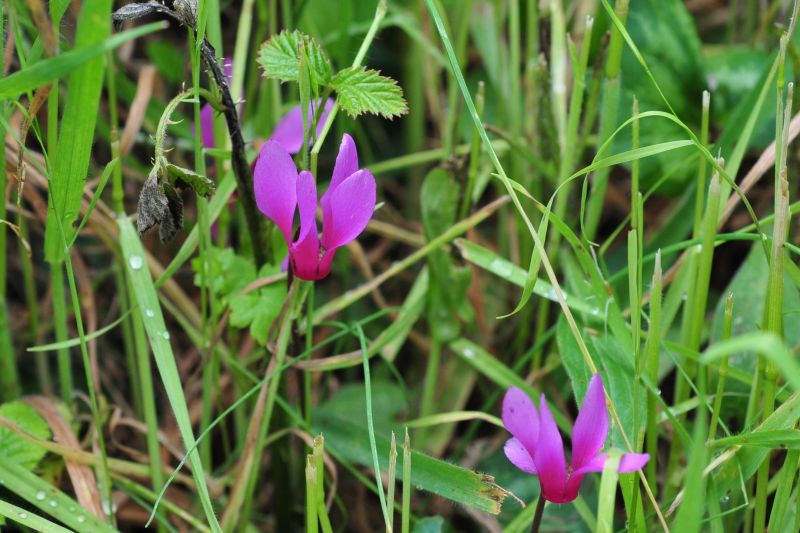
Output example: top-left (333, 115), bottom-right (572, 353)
top-left (162, 331), bottom-right (170, 340)
top-left (18, 512), bottom-right (27, 519)
top-left (77, 515), bottom-right (86, 523)
top-left (35, 491), bottom-right (46, 501)
top-left (49, 500), bottom-right (57, 508)
top-left (129, 255), bottom-right (143, 270)
top-left (145, 308), bottom-right (155, 318)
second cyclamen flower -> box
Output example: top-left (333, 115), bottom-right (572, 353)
top-left (254, 134), bottom-right (376, 281)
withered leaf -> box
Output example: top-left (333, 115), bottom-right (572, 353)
top-left (137, 168), bottom-right (184, 243)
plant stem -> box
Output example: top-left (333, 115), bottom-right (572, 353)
top-left (644, 252), bottom-right (662, 494)
top-left (401, 428), bottom-right (411, 533)
top-left (51, 264), bottom-right (73, 404)
top-left (530, 496), bottom-right (546, 533)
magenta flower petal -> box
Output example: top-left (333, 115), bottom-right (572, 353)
top-left (570, 453), bottom-right (608, 477)
top-left (568, 452), bottom-right (650, 477)
top-left (504, 438), bottom-right (537, 474)
top-left (534, 395), bottom-right (568, 503)
top-left (200, 103), bottom-right (216, 149)
top-left (502, 387), bottom-right (539, 454)
top-left (571, 374), bottom-right (609, 470)
top-left (253, 141), bottom-right (298, 244)
top-left (618, 453), bottom-right (650, 473)
top-left (328, 133), bottom-right (360, 197)
top-left (289, 171), bottom-right (322, 280)
top-left (270, 98), bottom-right (335, 154)
top-left (320, 169), bottom-right (376, 251)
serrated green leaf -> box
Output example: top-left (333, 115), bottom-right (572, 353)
top-left (192, 247), bottom-right (256, 304)
top-left (331, 66), bottom-right (408, 119)
top-left (258, 30), bottom-right (332, 83)
top-left (229, 264), bottom-right (286, 345)
top-left (0, 402), bottom-right (51, 470)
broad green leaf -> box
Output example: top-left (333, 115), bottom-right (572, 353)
top-left (449, 338), bottom-right (571, 434)
top-left (258, 30), bottom-right (332, 84)
top-left (614, 0), bottom-right (705, 192)
top-left (421, 168), bottom-right (470, 342)
top-left (44, 0), bottom-right (113, 263)
top-left (710, 245), bottom-right (800, 418)
top-left (229, 265), bottom-right (286, 345)
top-left (312, 383), bottom-right (509, 514)
top-left (192, 247), bottom-right (255, 304)
top-left (0, 401), bottom-right (51, 469)
top-left (331, 66), bottom-right (408, 119)
top-left (455, 239), bottom-right (602, 317)
top-left (556, 316), bottom-right (593, 402)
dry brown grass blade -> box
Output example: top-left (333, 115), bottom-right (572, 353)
top-left (24, 0), bottom-right (56, 56)
top-left (25, 395), bottom-right (106, 518)
top-left (120, 65), bottom-right (157, 156)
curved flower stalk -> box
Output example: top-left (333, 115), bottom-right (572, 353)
top-left (502, 374), bottom-right (649, 504)
top-left (254, 133), bottom-right (376, 280)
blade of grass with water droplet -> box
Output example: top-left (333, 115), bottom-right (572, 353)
top-left (0, 461), bottom-right (117, 532)
top-left (117, 218), bottom-right (221, 533)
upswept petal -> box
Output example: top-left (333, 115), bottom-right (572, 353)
top-left (269, 98), bottom-right (334, 154)
top-left (533, 396), bottom-right (568, 503)
top-left (504, 438), bottom-right (537, 474)
top-left (253, 141), bottom-right (298, 244)
top-left (571, 374), bottom-right (609, 470)
top-left (501, 387), bottom-right (539, 454)
top-left (290, 171), bottom-right (322, 281)
top-left (326, 133), bottom-right (359, 198)
top-left (320, 169), bottom-right (376, 251)
top-left (618, 453), bottom-right (650, 473)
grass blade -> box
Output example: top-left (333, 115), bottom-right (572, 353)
top-left (117, 218), bottom-right (221, 532)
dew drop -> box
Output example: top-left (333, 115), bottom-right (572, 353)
top-left (68, 506), bottom-right (76, 512)
top-left (77, 515), bottom-right (86, 523)
top-left (721, 494), bottom-right (731, 504)
top-left (18, 512), bottom-right (27, 519)
top-left (129, 255), bottom-right (143, 270)
top-left (49, 500), bottom-right (57, 508)
top-left (162, 331), bottom-right (170, 340)
top-left (489, 258), bottom-right (513, 278)
top-left (145, 308), bottom-right (155, 318)
top-left (35, 490), bottom-right (46, 501)
top-left (463, 348), bottom-right (476, 359)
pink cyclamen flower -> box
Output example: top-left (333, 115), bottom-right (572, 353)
top-left (253, 133), bottom-right (376, 281)
top-left (502, 374), bottom-right (649, 504)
